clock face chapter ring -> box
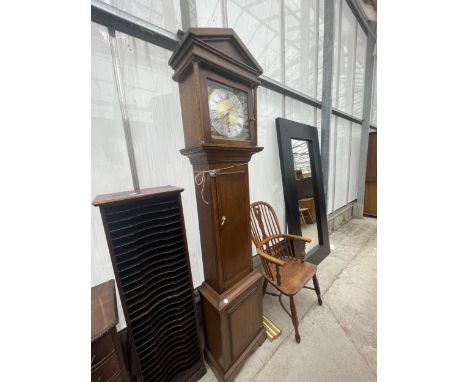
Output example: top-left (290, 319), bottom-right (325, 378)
top-left (207, 80), bottom-right (250, 141)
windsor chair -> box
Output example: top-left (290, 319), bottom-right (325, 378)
top-left (250, 201), bottom-right (322, 343)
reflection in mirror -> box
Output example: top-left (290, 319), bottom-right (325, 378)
top-left (291, 139), bottom-right (319, 252)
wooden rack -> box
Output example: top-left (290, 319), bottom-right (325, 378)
top-left (93, 186), bottom-right (206, 382)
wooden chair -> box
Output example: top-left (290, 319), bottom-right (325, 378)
top-left (250, 201), bottom-right (322, 343)
top-left (299, 207), bottom-right (313, 226)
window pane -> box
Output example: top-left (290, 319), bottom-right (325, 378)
top-left (347, 122), bottom-right (361, 202)
top-left (284, 0), bottom-right (319, 98)
top-left (114, 31), bottom-right (205, 287)
top-left (285, 97), bottom-right (320, 148)
top-left (327, 115), bottom-right (336, 213)
top-left (331, 0), bottom-right (341, 108)
top-left (285, 97), bottom-right (316, 125)
top-left (91, 23), bottom-right (133, 197)
top-left (91, 22), bottom-right (133, 330)
top-left (316, 0), bottom-right (324, 101)
top-left (227, 0), bottom-right (282, 81)
top-left (316, 108), bottom-right (322, 149)
top-left (104, 0), bottom-right (181, 33)
top-left (352, 26), bottom-right (367, 117)
top-left (196, 0), bottom-right (224, 27)
top-left (333, 117), bottom-right (351, 210)
top-left (249, 87), bottom-right (286, 233)
top-left (371, 58), bottom-right (377, 126)
top-left (337, 0), bottom-right (356, 114)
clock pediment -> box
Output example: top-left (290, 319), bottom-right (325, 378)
top-left (169, 28), bottom-right (263, 82)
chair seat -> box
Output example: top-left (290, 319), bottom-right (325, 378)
top-left (268, 257), bottom-right (317, 296)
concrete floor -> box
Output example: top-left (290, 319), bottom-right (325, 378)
top-left (200, 217), bottom-right (377, 382)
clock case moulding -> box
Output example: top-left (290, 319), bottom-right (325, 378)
top-left (169, 28), bottom-right (267, 382)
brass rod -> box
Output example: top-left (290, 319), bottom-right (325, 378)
top-left (262, 315), bottom-right (282, 341)
top-left (263, 316), bottom-right (282, 335)
top-left (263, 321), bottom-right (278, 336)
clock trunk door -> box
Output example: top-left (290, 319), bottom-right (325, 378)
top-left (215, 169), bottom-right (252, 291)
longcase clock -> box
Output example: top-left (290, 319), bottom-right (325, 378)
top-left (169, 28), bottom-right (265, 382)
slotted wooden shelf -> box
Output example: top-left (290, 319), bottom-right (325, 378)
top-left (93, 186), bottom-right (206, 382)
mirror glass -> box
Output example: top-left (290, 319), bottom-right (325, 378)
top-left (291, 139), bottom-right (319, 251)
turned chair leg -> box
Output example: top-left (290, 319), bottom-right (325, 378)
top-left (262, 278), bottom-right (268, 297)
top-left (289, 296), bottom-right (301, 343)
top-left (312, 274), bottom-right (322, 306)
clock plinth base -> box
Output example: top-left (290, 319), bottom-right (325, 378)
top-left (199, 271), bottom-right (266, 382)
top-left (205, 330), bottom-right (266, 382)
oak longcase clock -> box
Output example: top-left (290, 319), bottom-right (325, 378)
top-left (169, 28), bottom-right (265, 382)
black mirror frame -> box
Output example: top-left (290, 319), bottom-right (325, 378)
top-left (275, 117), bottom-right (330, 265)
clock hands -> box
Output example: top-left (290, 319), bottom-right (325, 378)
top-left (210, 89), bottom-right (245, 138)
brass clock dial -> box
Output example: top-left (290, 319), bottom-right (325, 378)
top-left (208, 80), bottom-right (250, 141)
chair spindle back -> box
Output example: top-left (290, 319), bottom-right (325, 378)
top-left (250, 201), bottom-right (296, 278)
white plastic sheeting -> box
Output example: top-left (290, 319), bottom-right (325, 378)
top-left (347, 122), bottom-right (362, 202)
top-left (332, 0), bottom-right (368, 119)
top-left (227, 0), bottom-right (282, 82)
top-left (284, 0), bottom-right (323, 99)
top-left (249, 87), bottom-right (286, 232)
top-left (316, 0), bottom-right (325, 101)
top-left (197, 0), bottom-right (325, 101)
top-left (328, 117), bottom-right (362, 213)
top-left (337, 0), bottom-right (356, 115)
top-left (333, 117), bottom-right (351, 210)
top-left (103, 0), bottom-right (182, 33)
top-left (285, 96), bottom-right (316, 126)
top-left (353, 26), bottom-right (367, 118)
top-left (91, 22), bottom-right (132, 330)
top-left (331, 0), bottom-right (341, 108)
top-left (285, 97), bottom-right (321, 149)
top-left (327, 115), bottom-right (336, 214)
top-left (371, 58), bottom-right (377, 126)
top-left (196, 0), bottom-right (224, 27)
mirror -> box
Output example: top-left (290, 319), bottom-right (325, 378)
top-left (276, 118), bottom-right (330, 264)
top-left (291, 139), bottom-right (319, 253)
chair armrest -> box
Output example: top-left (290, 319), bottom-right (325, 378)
top-left (282, 233), bottom-right (312, 243)
top-left (258, 233), bottom-right (311, 248)
top-left (257, 248), bottom-right (285, 266)
top-left (258, 233), bottom-right (309, 261)
top-left (257, 247), bottom-right (285, 286)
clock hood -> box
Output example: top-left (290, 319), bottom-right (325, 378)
top-left (169, 28), bottom-right (263, 83)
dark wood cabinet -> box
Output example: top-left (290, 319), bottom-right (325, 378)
top-left (92, 280), bottom-right (129, 382)
top-left (169, 29), bottom-right (266, 381)
top-left (93, 187), bottom-right (206, 382)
